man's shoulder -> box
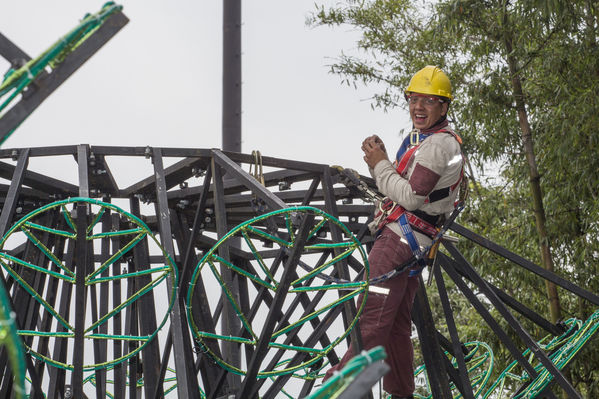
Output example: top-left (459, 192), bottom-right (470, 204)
top-left (424, 131), bottom-right (461, 151)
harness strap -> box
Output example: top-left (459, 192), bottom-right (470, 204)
top-left (375, 199), bottom-right (439, 237)
top-left (398, 214), bottom-right (428, 276)
top-left (395, 128), bottom-right (464, 204)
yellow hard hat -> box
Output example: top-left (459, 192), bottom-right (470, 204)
top-left (405, 65), bottom-right (453, 100)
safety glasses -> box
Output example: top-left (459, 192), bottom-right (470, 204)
top-left (406, 94), bottom-right (444, 106)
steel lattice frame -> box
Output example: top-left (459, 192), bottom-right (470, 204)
top-left (0, 145), bottom-right (596, 399)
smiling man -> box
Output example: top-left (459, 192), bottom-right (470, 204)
top-left (324, 66), bottom-right (464, 399)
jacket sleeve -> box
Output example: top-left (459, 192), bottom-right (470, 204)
top-left (372, 136), bottom-right (455, 211)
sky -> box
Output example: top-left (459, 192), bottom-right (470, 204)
top-left (0, 0), bottom-right (410, 181)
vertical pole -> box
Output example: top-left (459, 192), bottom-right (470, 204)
top-left (0, 148), bottom-right (29, 237)
top-left (211, 158), bottom-right (241, 393)
top-left (72, 145), bottom-right (90, 397)
top-left (152, 148), bottom-right (201, 399)
top-left (223, 0), bottom-right (242, 152)
top-left (412, 276), bottom-right (453, 399)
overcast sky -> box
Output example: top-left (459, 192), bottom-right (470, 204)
top-left (0, 0), bottom-right (410, 180)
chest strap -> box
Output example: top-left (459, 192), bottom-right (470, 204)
top-left (395, 128), bottom-right (464, 204)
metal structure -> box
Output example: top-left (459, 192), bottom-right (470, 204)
top-left (0, 145), bottom-right (595, 399)
top-left (222, 0), bottom-right (242, 153)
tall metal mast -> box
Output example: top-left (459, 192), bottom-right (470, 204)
top-left (222, 0), bottom-right (242, 153)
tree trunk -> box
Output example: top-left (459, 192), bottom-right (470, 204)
top-left (502, 29), bottom-right (562, 323)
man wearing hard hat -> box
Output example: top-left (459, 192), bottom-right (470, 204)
top-left (325, 66), bottom-right (464, 399)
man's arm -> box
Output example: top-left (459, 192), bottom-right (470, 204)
top-left (371, 136), bottom-right (455, 210)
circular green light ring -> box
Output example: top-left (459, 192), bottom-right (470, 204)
top-left (187, 206), bottom-right (369, 378)
top-left (0, 197), bottom-right (178, 371)
top-left (414, 340), bottom-right (494, 399)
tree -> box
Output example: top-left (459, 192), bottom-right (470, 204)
top-left (310, 0), bottom-right (599, 394)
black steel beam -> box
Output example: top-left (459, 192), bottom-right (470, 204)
top-left (171, 210), bottom-right (223, 397)
top-left (72, 145), bottom-right (90, 397)
top-left (441, 244), bottom-right (581, 398)
top-left (0, 160), bottom-right (78, 197)
top-left (224, 151), bottom-right (329, 174)
top-left (47, 240), bottom-right (75, 399)
top-left (433, 264), bottom-right (475, 399)
top-left (130, 197), bottom-right (163, 398)
top-left (152, 148), bottom-right (201, 399)
top-left (451, 223), bottom-right (599, 306)
top-left (181, 187), bottom-right (355, 211)
top-left (92, 203), bottom-right (112, 398)
top-left (0, 148), bottom-right (29, 237)
top-left (168, 177), bottom-right (350, 204)
top-left (0, 184), bottom-right (49, 203)
top-left (248, 260), bottom-right (339, 396)
top-left (261, 299), bottom-right (346, 399)
top-left (222, 0), bottom-right (242, 153)
top-left (449, 251), bottom-right (561, 336)
top-left (125, 257), bottom-right (140, 399)
top-left (88, 153), bottom-right (120, 197)
top-left (121, 156), bottom-right (208, 198)
top-left (238, 214), bottom-right (315, 398)
top-left (210, 155), bottom-right (241, 395)
top-left (72, 201), bottom-right (88, 397)
top-left (438, 252), bottom-right (539, 376)
top-left (0, 11), bottom-right (129, 143)
top-left (110, 213), bottom-right (127, 399)
top-left (321, 165), bottom-right (365, 374)
top-left (412, 276), bottom-right (453, 399)
top-left (0, 145), bottom-right (78, 158)
top-left (0, 32), bottom-right (31, 64)
top-left (212, 149), bottom-right (287, 211)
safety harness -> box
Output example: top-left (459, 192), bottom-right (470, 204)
top-left (373, 126), bottom-right (464, 276)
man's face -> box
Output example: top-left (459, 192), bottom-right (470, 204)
top-left (407, 93), bottom-right (448, 130)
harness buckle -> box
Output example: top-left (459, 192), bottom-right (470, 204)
top-left (409, 129), bottom-right (420, 146)
top-left (373, 198), bottom-right (396, 231)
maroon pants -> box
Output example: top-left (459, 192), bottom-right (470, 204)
top-left (324, 227), bottom-right (419, 396)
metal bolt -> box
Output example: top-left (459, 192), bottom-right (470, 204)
top-left (192, 167), bottom-right (206, 178)
top-left (278, 181), bottom-right (291, 191)
top-left (10, 150), bottom-right (18, 161)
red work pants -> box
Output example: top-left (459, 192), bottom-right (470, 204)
top-left (324, 227), bottom-right (419, 397)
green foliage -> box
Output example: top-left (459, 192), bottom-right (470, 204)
top-left (310, 0), bottom-right (599, 394)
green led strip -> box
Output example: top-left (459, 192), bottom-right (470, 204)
top-left (187, 206), bottom-right (370, 378)
top-left (0, 197), bottom-right (178, 371)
